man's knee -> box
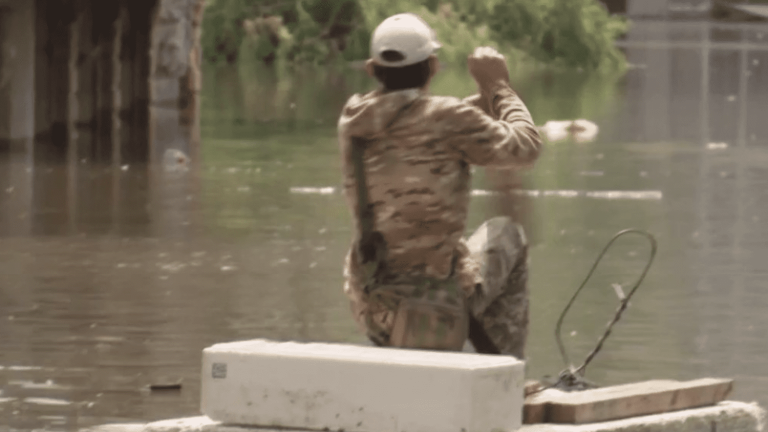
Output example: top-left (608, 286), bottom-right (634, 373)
top-left (484, 216), bottom-right (527, 250)
top-left (467, 217), bottom-right (529, 316)
top-left (473, 217), bottom-right (528, 274)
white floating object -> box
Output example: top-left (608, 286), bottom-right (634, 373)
top-left (290, 187), bottom-right (336, 195)
top-left (23, 397), bottom-right (72, 406)
top-left (571, 119), bottom-right (600, 143)
top-left (538, 119), bottom-right (599, 143)
top-left (163, 149), bottom-right (190, 173)
top-left (612, 283), bottom-right (626, 301)
top-left (584, 190), bottom-right (663, 200)
top-left (469, 189), bottom-right (663, 200)
top-left (291, 187), bottom-right (663, 201)
top-left (706, 142), bottom-right (729, 150)
top-left (539, 120), bottom-right (572, 142)
top-left (201, 339), bottom-right (525, 432)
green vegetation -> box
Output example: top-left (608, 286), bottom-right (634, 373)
top-left (202, 0), bottom-right (630, 72)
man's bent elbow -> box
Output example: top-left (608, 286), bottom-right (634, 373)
top-left (506, 127), bottom-right (543, 168)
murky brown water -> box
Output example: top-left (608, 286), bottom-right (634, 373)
top-left (2, 20), bottom-right (768, 431)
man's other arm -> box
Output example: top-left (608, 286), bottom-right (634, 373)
top-left (449, 84), bottom-right (542, 168)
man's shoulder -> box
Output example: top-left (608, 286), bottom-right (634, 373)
top-left (424, 94), bottom-right (466, 109)
top-left (341, 91), bottom-right (376, 112)
top-left (418, 94), bottom-right (481, 123)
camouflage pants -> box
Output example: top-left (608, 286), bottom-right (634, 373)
top-left (465, 216), bottom-right (530, 359)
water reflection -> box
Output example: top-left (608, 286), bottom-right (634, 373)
top-left (2, 19), bottom-right (768, 431)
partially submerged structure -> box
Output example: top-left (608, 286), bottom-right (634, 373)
top-left (0, 0), bottom-right (204, 164)
top-left (86, 339), bottom-right (766, 432)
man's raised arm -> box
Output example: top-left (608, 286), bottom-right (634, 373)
top-left (449, 47), bottom-right (543, 168)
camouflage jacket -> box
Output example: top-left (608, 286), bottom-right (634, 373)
top-left (338, 84), bottom-right (542, 334)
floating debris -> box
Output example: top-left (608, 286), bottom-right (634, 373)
top-left (612, 283), bottom-right (626, 301)
top-left (163, 149), bottom-right (190, 173)
top-left (471, 189), bottom-right (662, 200)
top-left (706, 142), bottom-right (729, 150)
top-left (149, 381), bottom-right (182, 391)
top-left (585, 190), bottom-right (662, 200)
top-left (290, 187), bottom-right (662, 200)
top-left (727, 95), bottom-right (737, 102)
top-left (11, 379), bottom-right (68, 391)
top-left (538, 119), bottom-right (600, 143)
top-left (290, 187), bottom-right (336, 195)
top-left (158, 262), bottom-right (186, 273)
top-left (23, 397), bottom-right (72, 406)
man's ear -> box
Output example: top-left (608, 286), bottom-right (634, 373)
top-left (428, 55), bottom-right (439, 79)
top-left (365, 59), bottom-right (375, 78)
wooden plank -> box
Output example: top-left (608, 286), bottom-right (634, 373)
top-left (524, 395), bottom-right (549, 424)
top-left (524, 378), bottom-right (733, 425)
top-left (525, 380), bottom-right (544, 397)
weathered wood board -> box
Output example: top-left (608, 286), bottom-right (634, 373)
top-left (524, 378), bottom-right (733, 425)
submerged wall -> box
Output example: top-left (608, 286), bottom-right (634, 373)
top-left (0, 0), bottom-right (204, 165)
top-left (601, 0), bottom-right (715, 18)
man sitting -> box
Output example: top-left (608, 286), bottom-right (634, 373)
top-left (338, 13), bottom-right (542, 359)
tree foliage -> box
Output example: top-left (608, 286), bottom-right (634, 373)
top-left (201, 0), bottom-right (629, 71)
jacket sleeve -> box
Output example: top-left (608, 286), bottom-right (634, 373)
top-left (448, 85), bottom-right (542, 168)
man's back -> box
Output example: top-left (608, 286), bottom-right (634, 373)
top-left (339, 89), bottom-right (474, 284)
top-left (337, 14), bottom-right (541, 352)
top-left (338, 80), bottom-right (541, 345)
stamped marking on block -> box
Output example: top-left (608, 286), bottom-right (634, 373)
top-left (211, 363), bottom-right (227, 379)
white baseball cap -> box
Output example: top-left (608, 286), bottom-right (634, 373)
top-left (370, 13), bottom-right (441, 67)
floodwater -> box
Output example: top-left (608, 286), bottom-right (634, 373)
top-left (2, 20), bottom-right (768, 431)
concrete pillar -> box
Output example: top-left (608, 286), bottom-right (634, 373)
top-left (92, 1), bottom-right (120, 163)
top-left (33, 0), bottom-right (73, 158)
top-left (149, 0), bottom-right (204, 165)
top-left (0, 0), bottom-right (36, 141)
top-left (117, 0), bottom-right (153, 165)
top-left (68, 0), bottom-right (96, 162)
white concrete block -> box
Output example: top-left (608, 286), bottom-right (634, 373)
top-left (200, 339), bottom-right (525, 432)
